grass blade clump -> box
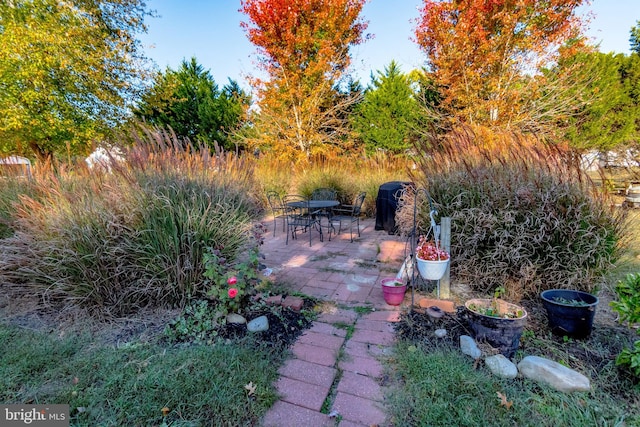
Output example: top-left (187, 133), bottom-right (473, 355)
top-left (397, 126), bottom-right (627, 300)
top-left (0, 130), bottom-right (261, 316)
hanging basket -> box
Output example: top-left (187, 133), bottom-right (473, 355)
top-left (415, 255), bottom-right (449, 280)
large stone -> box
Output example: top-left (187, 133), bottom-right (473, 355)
top-left (485, 354), bottom-right (518, 379)
top-left (517, 356), bottom-right (591, 392)
top-left (460, 335), bottom-right (482, 360)
top-left (247, 315), bottom-right (270, 333)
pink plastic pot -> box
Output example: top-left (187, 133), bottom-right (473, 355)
top-left (381, 278), bottom-right (407, 306)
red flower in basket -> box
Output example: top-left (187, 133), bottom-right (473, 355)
top-left (416, 236), bottom-right (450, 261)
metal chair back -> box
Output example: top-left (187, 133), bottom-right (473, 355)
top-left (282, 195), bottom-right (322, 246)
top-left (311, 188), bottom-right (337, 201)
top-left (266, 190), bottom-right (287, 236)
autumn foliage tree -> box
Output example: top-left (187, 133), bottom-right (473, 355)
top-left (240, 0), bottom-right (368, 159)
top-left (0, 0), bottom-right (151, 162)
top-left (414, 0), bottom-right (588, 132)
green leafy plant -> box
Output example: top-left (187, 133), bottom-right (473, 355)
top-left (467, 292), bottom-right (525, 319)
top-left (164, 299), bottom-right (222, 344)
top-left (203, 245), bottom-right (262, 316)
top-left (552, 297), bottom-right (590, 307)
top-left (610, 273), bottom-right (640, 377)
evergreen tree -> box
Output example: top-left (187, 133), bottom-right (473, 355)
top-left (134, 58), bottom-right (250, 151)
top-left (352, 61), bottom-right (423, 154)
top-left (560, 52), bottom-right (639, 150)
top-left (630, 20), bottom-right (640, 55)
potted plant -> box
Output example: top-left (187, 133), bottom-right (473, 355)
top-left (381, 278), bottom-right (407, 306)
top-left (540, 289), bottom-right (599, 338)
top-left (415, 236), bottom-right (450, 280)
top-left (464, 289), bottom-right (528, 358)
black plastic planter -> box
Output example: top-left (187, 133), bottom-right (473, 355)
top-left (464, 299), bottom-right (527, 358)
top-left (540, 289), bottom-right (599, 339)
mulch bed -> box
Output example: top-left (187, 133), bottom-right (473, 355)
top-left (392, 296), bottom-right (639, 403)
top-left (217, 304), bottom-right (314, 348)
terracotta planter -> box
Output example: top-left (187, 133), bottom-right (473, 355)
top-left (415, 255), bottom-right (449, 280)
top-left (464, 298), bottom-right (527, 358)
top-left (381, 278), bottom-right (407, 306)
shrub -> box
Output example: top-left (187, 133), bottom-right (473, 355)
top-left (611, 273), bottom-right (640, 377)
top-left (0, 131), bottom-right (262, 316)
top-left (397, 127), bottom-right (627, 300)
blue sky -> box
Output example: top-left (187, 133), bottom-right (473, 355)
top-left (139, 0), bottom-right (640, 88)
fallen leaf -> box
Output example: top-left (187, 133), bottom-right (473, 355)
top-left (496, 391), bottom-right (513, 410)
top-left (244, 381), bottom-right (257, 396)
top-left (161, 407), bottom-right (170, 417)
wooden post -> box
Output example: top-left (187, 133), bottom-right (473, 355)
top-left (440, 217), bottom-right (451, 299)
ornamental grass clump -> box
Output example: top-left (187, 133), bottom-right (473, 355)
top-left (397, 126), bottom-right (627, 301)
top-left (0, 129), bottom-right (261, 316)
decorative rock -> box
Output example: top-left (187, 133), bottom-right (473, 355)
top-left (517, 356), bottom-right (591, 392)
top-left (434, 329), bottom-right (447, 338)
top-left (460, 335), bottom-right (482, 359)
top-left (485, 354), bottom-right (518, 379)
top-left (226, 313), bottom-right (247, 324)
top-left (247, 315), bottom-right (269, 332)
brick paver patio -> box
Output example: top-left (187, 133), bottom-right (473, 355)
top-left (260, 218), bottom-right (415, 426)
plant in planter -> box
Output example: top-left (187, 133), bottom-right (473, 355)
top-left (540, 289), bottom-right (599, 338)
top-left (415, 236), bottom-right (450, 280)
top-left (464, 289), bottom-right (528, 358)
top-left (381, 278), bottom-right (407, 306)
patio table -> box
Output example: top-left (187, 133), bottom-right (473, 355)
top-left (286, 199), bottom-right (340, 241)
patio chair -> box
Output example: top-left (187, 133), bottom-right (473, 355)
top-left (331, 192), bottom-right (366, 242)
top-left (311, 188), bottom-right (337, 201)
top-left (266, 190), bottom-right (287, 236)
top-left (310, 187), bottom-right (338, 237)
top-left (283, 194), bottom-right (322, 246)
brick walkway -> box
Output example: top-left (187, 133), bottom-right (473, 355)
top-left (259, 218), bottom-right (411, 426)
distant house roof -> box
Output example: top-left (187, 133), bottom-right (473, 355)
top-left (0, 156), bottom-right (32, 178)
top-left (0, 156), bottom-right (31, 165)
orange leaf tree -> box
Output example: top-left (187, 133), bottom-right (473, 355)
top-left (240, 0), bottom-right (368, 159)
top-left (414, 0), bottom-right (589, 131)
